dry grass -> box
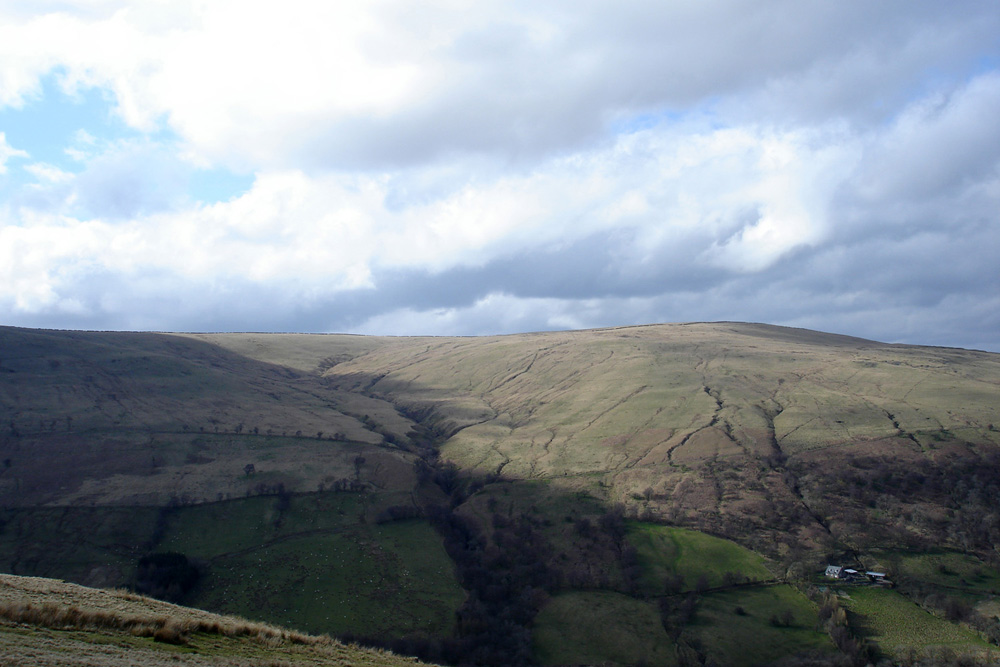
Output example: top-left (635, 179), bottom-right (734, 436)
top-left (0, 326), bottom-right (415, 508)
top-left (0, 574), bottom-right (433, 666)
top-left (297, 322), bottom-right (1000, 553)
top-left (0, 599), bottom-right (327, 646)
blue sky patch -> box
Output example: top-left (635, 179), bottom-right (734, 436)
top-left (0, 73), bottom-right (253, 208)
top-left (189, 167), bottom-right (254, 205)
top-left (0, 73), bottom-right (135, 169)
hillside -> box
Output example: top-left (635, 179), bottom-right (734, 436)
top-left (2, 322), bottom-right (1000, 665)
top-left (0, 572), bottom-right (433, 666)
top-left (0, 328), bottom-right (418, 509)
top-left (201, 323), bottom-right (1000, 558)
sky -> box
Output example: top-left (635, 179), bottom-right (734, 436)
top-left (1, 1), bottom-right (999, 351)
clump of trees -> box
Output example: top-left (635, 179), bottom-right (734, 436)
top-left (810, 588), bottom-right (877, 666)
top-left (375, 505), bottom-right (423, 523)
top-left (800, 451), bottom-right (1000, 554)
top-left (424, 505), bottom-right (555, 665)
top-left (133, 552), bottom-right (203, 604)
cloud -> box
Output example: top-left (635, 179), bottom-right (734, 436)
top-left (0, 132), bottom-right (28, 173)
top-left (851, 72), bottom-right (1000, 206)
top-left (71, 139), bottom-right (191, 218)
top-left (2, 2), bottom-right (997, 171)
top-left (0, 2), bottom-right (998, 351)
top-left (9, 138), bottom-right (195, 219)
top-left (0, 120), bottom-right (856, 315)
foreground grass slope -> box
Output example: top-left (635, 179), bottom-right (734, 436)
top-left (0, 573), bottom-right (433, 667)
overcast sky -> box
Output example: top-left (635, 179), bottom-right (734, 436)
top-left (1, 1), bottom-right (999, 350)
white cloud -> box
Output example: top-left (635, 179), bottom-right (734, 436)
top-left (24, 163), bottom-right (72, 184)
top-left (347, 292), bottom-right (598, 337)
top-left (0, 132), bottom-right (29, 173)
top-left (701, 128), bottom-right (860, 271)
top-left (0, 120), bottom-right (862, 315)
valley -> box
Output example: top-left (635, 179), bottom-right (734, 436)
top-left (2, 322), bottom-right (999, 665)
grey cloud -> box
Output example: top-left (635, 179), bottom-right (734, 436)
top-left (10, 221), bottom-right (997, 350)
top-left (73, 142), bottom-right (190, 219)
top-left (14, 140), bottom-right (194, 219)
top-left (851, 75), bottom-right (1000, 202)
top-left (290, 2), bottom-right (1000, 170)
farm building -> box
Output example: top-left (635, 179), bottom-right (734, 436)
top-left (824, 565), bottom-right (892, 586)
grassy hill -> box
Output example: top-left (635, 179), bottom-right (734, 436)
top-left (0, 572), bottom-right (433, 666)
top-left (0, 327), bottom-right (417, 508)
top-left (2, 322), bottom-right (1000, 665)
top-left (208, 322), bottom-right (1000, 558)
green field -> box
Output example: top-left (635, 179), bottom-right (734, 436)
top-left (0, 506), bottom-right (162, 587)
top-left (842, 587), bottom-right (993, 656)
top-left (533, 584), bottom-right (833, 666)
top-left (534, 524), bottom-right (829, 666)
top-left (533, 591), bottom-right (678, 666)
top-left (0, 493), bottom-right (465, 640)
top-left (690, 585), bottom-right (836, 666)
top-left (156, 494), bottom-right (465, 638)
top-left (627, 522), bottom-right (774, 592)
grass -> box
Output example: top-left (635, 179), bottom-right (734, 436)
top-left (689, 585), bottom-right (836, 666)
top-left (627, 522), bottom-right (774, 592)
top-left (0, 326), bottom-right (413, 508)
top-left (532, 582), bottom-right (834, 667)
top-left (0, 506), bottom-right (162, 587)
top-left (841, 587), bottom-right (994, 656)
top-left (0, 493), bottom-right (464, 641)
top-left (886, 551), bottom-right (1000, 595)
top-left (0, 572), bottom-right (434, 666)
top-left (156, 494), bottom-right (464, 639)
top-left (308, 323), bottom-right (1000, 471)
top-left (533, 591), bottom-right (677, 666)
top-left (4, 322), bottom-right (1000, 664)
top-left (531, 522), bottom-right (824, 666)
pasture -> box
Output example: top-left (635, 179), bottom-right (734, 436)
top-left (842, 587), bottom-right (993, 656)
top-left (627, 522), bottom-right (774, 592)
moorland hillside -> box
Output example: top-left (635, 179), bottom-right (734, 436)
top-left (200, 323), bottom-right (1000, 559)
top-left (2, 322), bottom-right (1000, 665)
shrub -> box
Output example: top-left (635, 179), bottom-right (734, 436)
top-left (153, 620), bottom-right (187, 645)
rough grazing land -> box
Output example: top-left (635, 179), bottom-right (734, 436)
top-left (0, 573), bottom-right (433, 666)
top-left (303, 323), bottom-right (1000, 557)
